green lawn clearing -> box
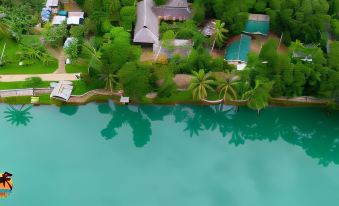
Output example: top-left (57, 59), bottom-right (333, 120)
top-left (0, 37), bottom-right (58, 74)
top-left (0, 81), bottom-right (51, 90)
top-left (72, 79), bottom-right (104, 95)
top-left (66, 63), bottom-right (88, 73)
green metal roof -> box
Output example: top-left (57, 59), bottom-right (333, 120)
top-left (225, 34), bottom-right (252, 63)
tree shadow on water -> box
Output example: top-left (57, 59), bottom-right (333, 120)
top-left (98, 103), bottom-right (152, 148)
top-left (59, 106), bottom-right (79, 116)
top-left (4, 105), bottom-right (33, 126)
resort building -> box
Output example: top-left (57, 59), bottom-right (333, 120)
top-left (133, 0), bottom-right (191, 47)
top-left (43, 0), bottom-right (85, 25)
top-left (224, 34), bottom-right (252, 70)
top-left (292, 44), bottom-right (318, 62)
top-left (133, 0), bottom-right (160, 46)
top-left (243, 14), bottom-right (270, 36)
top-left (154, 0), bottom-right (192, 21)
top-left (52, 15), bottom-right (66, 25)
top-left (46, 0), bottom-right (59, 8)
top-left (67, 12), bottom-right (85, 25)
top-left (202, 20), bottom-right (216, 36)
top-left (50, 81), bottom-right (73, 101)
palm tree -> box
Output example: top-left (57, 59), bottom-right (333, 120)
top-left (99, 68), bottom-right (117, 93)
top-left (82, 41), bottom-right (102, 74)
top-left (218, 71), bottom-right (240, 103)
top-left (242, 80), bottom-right (273, 115)
top-left (210, 20), bottom-right (228, 54)
top-left (189, 69), bottom-right (215, 101)
top-left (0, 15), bottom-right (10, 38)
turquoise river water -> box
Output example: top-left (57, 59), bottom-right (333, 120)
top-left (0, 103), bottom-right (339, 206)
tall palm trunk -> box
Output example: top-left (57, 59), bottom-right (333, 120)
top-left (210, 37), bottom-right (216, 54)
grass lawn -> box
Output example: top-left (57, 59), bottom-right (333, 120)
top-left (150, 90), bottom-right (221, 104)
top-left (72, 80), bottom-right (104, 95)
top-left (66, 63), bottom-right (88, 73)
top-left (152, 90), bottom-right (194, 104)
top-left (0, 81), bottom-right (51, 90)
top-left (1, 94), bottom-right (51, 105)
top-left (0, 37), bottom-right (58, 74)
top-left (66, 52), bottom-right (90, 73)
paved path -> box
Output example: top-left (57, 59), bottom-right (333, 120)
top-left (0, 88), bottom-right (51, 97)
top-left (0, 73), bottom-right (80, 82)
top-left (53, 50), bottom-right (66, 74)
top-left (68, 89), bottom-right (122, 104)
top-left (45, 46), bottom-right (66, 74)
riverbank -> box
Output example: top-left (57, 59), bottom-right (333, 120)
top-left (0, 89), bottom-right (337, 112)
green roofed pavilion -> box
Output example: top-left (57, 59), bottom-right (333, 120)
top-left (244, 14), bottom-right (270, 36)
top-left (225, 34), bottom-right (252, 63)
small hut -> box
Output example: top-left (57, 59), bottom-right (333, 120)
top-left (50, 81), bottom-right (73, 101)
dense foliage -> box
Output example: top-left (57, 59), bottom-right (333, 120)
top-left (194, 0), bottom-right (338, 45)
top-left (0, 0), bottom-right (338, 109)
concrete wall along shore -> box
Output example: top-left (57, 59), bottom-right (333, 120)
top-left (0, 88), bottom-right (51, 98)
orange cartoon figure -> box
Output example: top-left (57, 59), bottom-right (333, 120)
top-left (0, 172), bottom-right (13, 198)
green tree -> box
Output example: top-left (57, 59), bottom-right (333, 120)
top-left (329, 41), bottom-right (339, 70)
top-left (210, 20), bottom-right (228, 53)
top-left (119, 6), bottom-right (136, 31)
top-left (189, 69), bottom-right (215, 100)
top-left (118, 62), bottom-right (151, 100)
top-left (218, 71), bottom-right (239, 103)
top-left (64, 38), bottom-right (79, 62)
top-left (82, 41), bottom-right (102, 73)
top-left (161, 30), bottom-right (176, 53)
top-left (99, 67), bottom-right (117, 92)
top-left (0, 18), bottom-right (10, 38)
top-left (101, 27), bottom-right (141, 70)
top-left (242, 81), bottom-right (273, 115)
top-left (42, 22), bottom-right (68, 48)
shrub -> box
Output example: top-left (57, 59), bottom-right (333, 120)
top-left (64, 38), bottom-right (79, 62)
top-left (24, 77), bottom-right (43, 88)
top-left (157, 76), bottom-right (176, 98)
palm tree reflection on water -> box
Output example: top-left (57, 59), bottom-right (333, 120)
top-left (4, 105), bottom-right (33, 126)
top-left (96, 103), bottom-right (339, 167)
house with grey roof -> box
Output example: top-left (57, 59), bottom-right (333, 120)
top-left (50, 81), bottom-right (73, 101)
top-left (133, 0), bottom-right (160, 45)
top-left (154, 0), bottom-right (192, 21)
top-left (133, 0), bottom-right (191, 46)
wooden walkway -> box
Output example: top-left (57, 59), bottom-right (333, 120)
top-left (0, 88), bottom-right (51, 98)
top-left (68, 89), bottom-right (122, 104)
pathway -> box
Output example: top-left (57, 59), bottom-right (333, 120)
top-left (46, 46), bottom-right (66, 74)
top-left (0, 88), bottom-right (51, 98)
top-left (0, 41), bottom-right (76, 82)
top-left (68, 89), bottom-right (122, 104)
top-left (272, 96), bottom-right (329, 104)
top-left (0, 73), bottom-right (80, 82)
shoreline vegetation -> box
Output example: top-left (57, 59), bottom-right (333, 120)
top-left (0, 89), bottom-right (335, 113)
top-left (0, 0), bottom-right (338, 113)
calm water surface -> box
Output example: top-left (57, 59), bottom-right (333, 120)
top-left (1, 103), bottom-right (339, 206)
